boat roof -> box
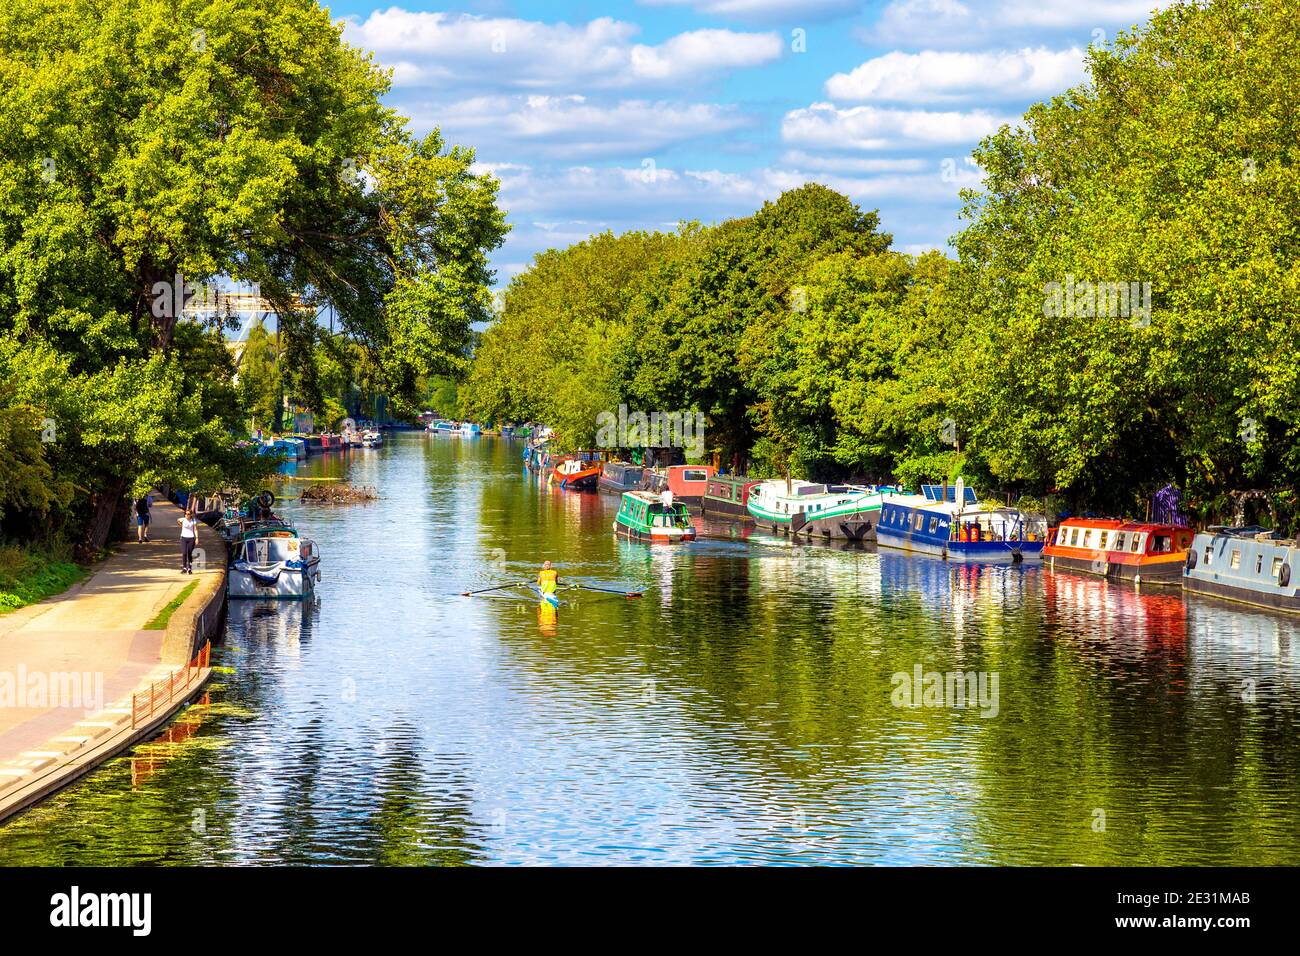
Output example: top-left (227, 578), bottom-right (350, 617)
top-left (1057, 517), bottom-right (1191, 532)
top-left (1204, 525), bottom-right (1278, 538)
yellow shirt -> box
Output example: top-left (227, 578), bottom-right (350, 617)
top-left (537, 568), bottom-right (559, 593)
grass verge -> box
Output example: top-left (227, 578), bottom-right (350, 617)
top-left (144, 580), bottom-right (199, 630)
top-left (0, 544), bottom-right (88, 614)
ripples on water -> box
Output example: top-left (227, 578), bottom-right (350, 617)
top-left (1, 433), bottom-right (1298, 865)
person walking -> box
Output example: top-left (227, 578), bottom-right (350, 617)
top-left (179, 505), bottom-right (199, 574)
top-left (134, 492), bottom-right (152, 543)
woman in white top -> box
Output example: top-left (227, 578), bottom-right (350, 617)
top-left (178, 506), bottom-right (199, 574)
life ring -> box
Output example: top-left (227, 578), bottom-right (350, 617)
top-left (1186, 549), bottom-right (1197, 570)
top-left (257, 490), bottom-right (276, 509)
top-left (1279, 563), bottom-right (1291, 588)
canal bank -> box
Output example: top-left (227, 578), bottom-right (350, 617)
top-left (0, 498), bottom-right (221, 824)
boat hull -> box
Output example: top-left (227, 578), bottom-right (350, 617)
top-left (613, 520), bottom-right (696, 543)
top-left (1047, 552), bottom-right (1183, 584)
top-left (791, 510), bottom-right (877, 542)
top-left (877, 530), bottom-right (1045, 562)
top-left (228, 562), bottom-right (320, 599)
top-left (702, 497), bottom-right (753, 521)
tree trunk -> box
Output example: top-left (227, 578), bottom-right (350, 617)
top-left (82, 474), bottom-right (130, 556)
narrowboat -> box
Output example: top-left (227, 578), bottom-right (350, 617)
top-left (1044, 517), bottom-right (1193, 584)
top-left (746, 479), bottom-right (886, 541)
top-left (664, 464), bottom-right (716, 507)
top-left (701, 475), bottom-right (761, 521)
top-left (876, 484), bottom-right (1048, 562)
top-left (1183, 526), bottom-right (1300, 612)
top-left (549, 451), bottom-right (605, 491)
top-left (613, 491), bottom-right (697, 543)
top-left (598, 461), bottom-right (644, 494)
top-left (228, 521), bottom-right (322, 599)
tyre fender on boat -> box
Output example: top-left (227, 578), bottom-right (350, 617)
top-left (1185, 549), bottom-right (1197, 570)
top-left (1279, 562), bottom-right (1291, 588)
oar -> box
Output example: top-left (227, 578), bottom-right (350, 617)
top-left (460, 581), bottom-right (529, 596)
top-left (568, 582), bottom-right (643, 598)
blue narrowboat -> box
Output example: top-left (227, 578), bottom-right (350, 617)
top-left (1183, 526), bottom-right (1300, 613)
top-left (875, 484), bottom-right (1048, 563)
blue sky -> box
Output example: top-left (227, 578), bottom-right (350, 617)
top-left (330, 1), bottom-right (1174, 281)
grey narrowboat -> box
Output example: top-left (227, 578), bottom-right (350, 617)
top-left (1183, 526), bottom-right (1300, 613)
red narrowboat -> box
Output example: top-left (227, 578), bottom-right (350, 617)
top-left (664, 464), bottom-right (716, 507)
top-left (1044, 518), bottom-right (1195, 586)
top-left (548, 452), bottom-right (605, 491)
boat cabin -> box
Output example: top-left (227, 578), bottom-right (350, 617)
top-left (666, 464), bottom-right (716, 504)
top-left (1044, 517), bottom-right (1193, 583)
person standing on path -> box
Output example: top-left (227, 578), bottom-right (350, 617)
top-left (178, 506), bottom-right (199, 574)
top-left (134, 493), bottom-right (152, 543)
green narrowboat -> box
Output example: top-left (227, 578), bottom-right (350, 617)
top-left (613, 491), bottom-right (697, 543)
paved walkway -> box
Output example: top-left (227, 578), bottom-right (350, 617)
top-left (0, 497), bottom-right (221, 777)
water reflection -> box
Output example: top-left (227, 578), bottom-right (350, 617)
top-left (1, 433), bottom-right (1299, 865)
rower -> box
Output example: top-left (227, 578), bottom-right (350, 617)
top-left (537, 560), bottom-right (559, 598)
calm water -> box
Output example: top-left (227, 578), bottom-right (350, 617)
top-left (2, 433), bottom-right (1298, 865)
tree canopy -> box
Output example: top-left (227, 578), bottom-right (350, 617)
top-left (0, 0), bottom-right (507, 549)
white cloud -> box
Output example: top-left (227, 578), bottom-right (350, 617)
top-left (826, 47), bottom-right (1087, 103)
top-left (483, 162), bottom-right (970, 272)
top-left (782, 102), bottom-right (1016, 151)
top-left (412, 95), bottom-right (752, 161)
top-left (344, 11), bottom-right (782, 91)
top-left (642, 0), bottom-right (866, 22)
top-left (870, 0), bottom-right (1175, 47)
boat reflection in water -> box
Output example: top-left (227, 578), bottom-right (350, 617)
top-left (225, 597), bottom-right (316, 660)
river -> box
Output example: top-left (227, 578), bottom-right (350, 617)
top-left (1, 431), bottom-right (1298, 865)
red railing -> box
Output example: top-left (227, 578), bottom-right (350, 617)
top-left (131, 641), bottom-right (211, 729)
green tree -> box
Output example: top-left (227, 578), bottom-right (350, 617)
top-left (0, 0), bottom-right (507, 548)
top-left (954, 0), bottom-right (1300, 514)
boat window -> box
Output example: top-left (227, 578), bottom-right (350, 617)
top-left (682, 469), bottom-right (709, 482)
top-left (928, 517), bottom-right (938, 533)
top-left (1115, 532), bottom-right (1126, 551)
top-left (1153, 535), bottom-right (1172, 554)
top-left (1098, 531), bottom-right (1109, 550)
top-left (1069, 528), bottom-right (1079, 546)
top-left (1229, 549), bottom-right (1241, 569)
top-left (914, 514), bottom-right (925, 531)
top-left (1204, 545), bottom-right (1213, 565)
top-left (1272, 556), bottom-right (1284, 578)
top-left (1129, 534), bottom-right (1142, 553)
top-left (1256, 554), bottom-right (1264, 574)
top-left (1083, 529), bottom-right (1093, 547)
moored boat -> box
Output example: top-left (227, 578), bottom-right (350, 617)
top-left (664, 464), bottom-right (715, 507)
top-left (1044, 517), bottom-right (1193, 584)
top-left (598, 461), bottom-right (644, 495)
top-left (360, 429), bottom-right (383, 448)
top-left (1183, 526), bottom-right (1300, 611)
top-left (228, 521), bottom-right (321, 599)
top-left (549, 452), bottom-right (604, 491)
top-left (876, 484), bottom-right (1048, 562)
top-left (747, 479), bottom-right (886, 541)
top-left (613, 491), bottom-right (697, 542)
top-left (701, 474), bottom-right (760, 521)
